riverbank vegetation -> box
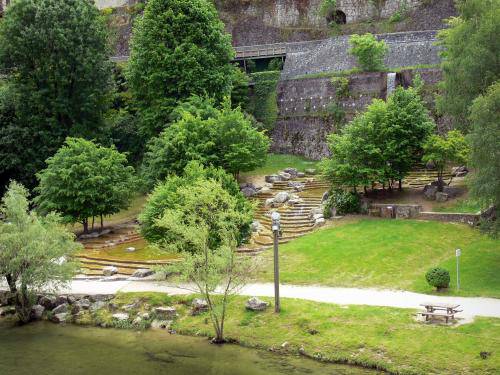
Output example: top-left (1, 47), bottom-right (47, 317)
top-left (28, 292), bottom-right (498, 375)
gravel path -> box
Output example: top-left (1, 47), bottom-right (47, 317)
top-left (62, 280), bottom-right (500, 318)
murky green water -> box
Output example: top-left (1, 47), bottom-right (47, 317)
top-left (0, 321), bottom-right (378, 375)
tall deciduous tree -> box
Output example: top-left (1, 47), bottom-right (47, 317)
top-left (322, 87), bottom-right (434, 191)
top-left (422, 130), bottom-right (470, 192)
top-left (0, 182), bottom-right (80, 323)
top-left (156, 178), bottom-right (251, 343)
top-left (468, 81), bottom-right (500, 231)
top-left (35, 138), bottom-right (136, 233)
top-left (0, 0), bottom-right (112, 190)
top-left (127, 0), bottom-right (234, 138)
top-left (139, 161), bottom-right (253, 246)
top-left (437, 0), bottom-right (500, 130)
top-left (141, 98), bottom-right (269, 188)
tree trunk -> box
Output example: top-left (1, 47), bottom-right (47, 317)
top-left (100, 214), bottom-right (104, 232)
top-left (83, 219), bottom-right (89, 234)
top-left (15, 284), bottom-right (32, 324)
top-left (437, 170), bottom-right (444, 192)
top-left (91, 216), bottom-right (95, 230)
top-left (398, 179), bottom-right (402, 191)
top-left (6, 274), bottom-right (17, 294)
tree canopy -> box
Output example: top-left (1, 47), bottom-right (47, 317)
top-left (422, 130), bottom-right (469, 191)
top-left (437, 0), bottom-right (500, 130)
top-left (126, 0), bottom-right (234, 138)
top-left (468, 81), bottom-right (500, 226)
top-left (35, 138), bottom-right (136, 233)
top-left (0, 181), bottom-right (80, 323)
top-left (349, 33), bottom-right (388, 72)
top-left (322, 87), bottom-right (434, 191)
top-left (141, 98), bottom-right (270, 188)
top-left (139, 161), bottom-right (253, 246)
top-left (0, 0), bottom-right (112, 190)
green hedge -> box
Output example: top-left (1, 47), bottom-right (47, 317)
top-left (248, 71), bottom-right (280, 131)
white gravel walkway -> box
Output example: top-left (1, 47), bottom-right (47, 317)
top-left (60, 280), bottom-right (500, 319)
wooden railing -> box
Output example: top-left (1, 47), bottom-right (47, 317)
top-left (234, 43), bottom-right (287, 59)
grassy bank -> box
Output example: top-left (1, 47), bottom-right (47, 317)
top-left (241, 153), bottom-right (320, 178)
top-left (78, 292), bottom-right (500, 375)
top-left (258, 219), bottom-right (500, 298)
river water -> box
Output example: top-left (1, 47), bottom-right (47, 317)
top-left (0, 321), bottom-right (379, 375)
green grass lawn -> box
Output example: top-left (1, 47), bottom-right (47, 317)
top-left (241, 153), bottom-right (320, 178)
top-left (433, 199), bottom-right (483, 213)
top-left (258, 219), bottom-right (500, 298)
top-left (173, 296), bottom-right (500, 375)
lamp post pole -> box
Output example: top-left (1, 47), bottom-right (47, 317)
top-left (456, 248), bottom-right (461, 291)
top-left (271, 211), bottom-right (281, 313)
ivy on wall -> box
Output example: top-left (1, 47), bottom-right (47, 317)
top-left (248, 71), bottom-right (280, 131)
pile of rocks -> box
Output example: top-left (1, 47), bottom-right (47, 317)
top-left (264, 191), bottom-right (303, 208)
top-left (264, 167), bottom-right (315, 184)
top-left (239, 182), bottom-right (272, 197)
top-left (309, 207), bottom-right (326, 226)
top-left (423, 182), bottom-right (461, 202)
top-left (245, 297), bottom-right (269, 311)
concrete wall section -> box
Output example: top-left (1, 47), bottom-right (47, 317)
top-left (282, 30), bottom-right (440, 78)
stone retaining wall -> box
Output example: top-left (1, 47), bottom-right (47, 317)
top-left (282, 30), bottom-right (441, 79)
top-left (417, 212), bottom-right (481, 226)
top-left (271, 68), bottom-right (441, 159)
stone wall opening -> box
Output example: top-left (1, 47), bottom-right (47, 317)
top-left (326, 10), bottom-right (347, 25)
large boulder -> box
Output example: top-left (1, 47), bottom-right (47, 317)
top-left (73, 298), bottom-right (91, 313)
top-left (283, 167), bottom-right (298, 178)
top-left (90, 300), bottom-right (107, 311)
top-left (259, 186), bottom-right (271, 194)
top-left (245, 297), bottom-right (269, 311)
top-left (251, 221), bottom-right (262, 233)
top-left (102, 266), bottom-right (118, 277)
top-left (423, 184), bottom-right (438, 200)
top-left (31, 305), bottom-right (45, 320)
top-left (296, 172), bottom-right (306, 178)
top-left (273, 191), bottom-right (290, 204)
top-left (132, 269), bottom-right (154, 278)
top-left (436, 192), bottom-right (449, 202)
top-left (305, 168), bottom-right (317, 175)
top-left (278, 172), bottom-right (292, 181)
top-left (288, 181), bottom-right (305, 192)
top-left (264, 198), bottom-right (275, 208)
top-left (265, 175), bottom-right (281, 183)
top-left (112, 313), bottom-right (129, 322)
top-left (154, 306), bottom-right (177, 320)
top-left (452, 166), bottom-right (468, 177)
top-left (52, 303), bottom-right (69, 315)
top-left (191, 298), bottom-right (209, 315)
top-left (51, 312), bottom-right (68, 324)
top-left (443, 186), bottom-right (461, 198)
top-left (240, 184), bottom-right (259, 198)
top-left (425, 160), bottom-right (436, 170)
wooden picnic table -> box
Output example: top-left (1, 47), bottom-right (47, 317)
top-left (419, 302), bottom-right (462, 323)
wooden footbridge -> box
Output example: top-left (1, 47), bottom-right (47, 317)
top-left (111, 41), bottom-right (294, 63)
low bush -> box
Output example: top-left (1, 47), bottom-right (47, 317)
top-left (324, 189), bottom-right (361, 218)
top-left (425, 267), bottom-right (450, 290)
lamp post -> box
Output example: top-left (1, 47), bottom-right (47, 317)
top-left (271, 211), bottom-right (281, 313)
top-left (456, 248), bottom-right (461, 291)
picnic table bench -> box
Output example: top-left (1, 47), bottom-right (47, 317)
top-left (419, 302), bottom-right (462, 323)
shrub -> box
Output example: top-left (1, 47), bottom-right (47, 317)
top-left (425, 267), bottom-right (451, 290)
top-left (330, 76), bottom-right (349, 98)
top-left (349, 33), bottom-right (388, 72)
top-left (324, 189), bottom-right (361, 218)
top-left (268, 58), bottom-right (284, 71)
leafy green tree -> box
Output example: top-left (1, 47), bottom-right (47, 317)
top-left (0, 0), bottom-right (112, 190)
top-left (323, 87), bottom-right (433, 192)
top-left (127, 0), bottom-right (234, 138)
top-left (349, 33), bottom-right (388, 72)
top-left (423, 130), bottom-right (470, 192)
top-left (383, 87), bottom-right (435, 190)
top-left (139, 161), bottom-right (253, 246)
top-left (322, 99), bottom-right (387, 191)
top-left (468, 81), bottom-right (500, 232)
top-left (35, 138), bottom-right (136, 233)
top-left (141, 98), bottom-right (269, 188)
top-left (437, 0), bottom-right (500, 130)
top-left (0, 182), bottom-right (80, 323)
top-left (156, 178), bottom-right (251, 343)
